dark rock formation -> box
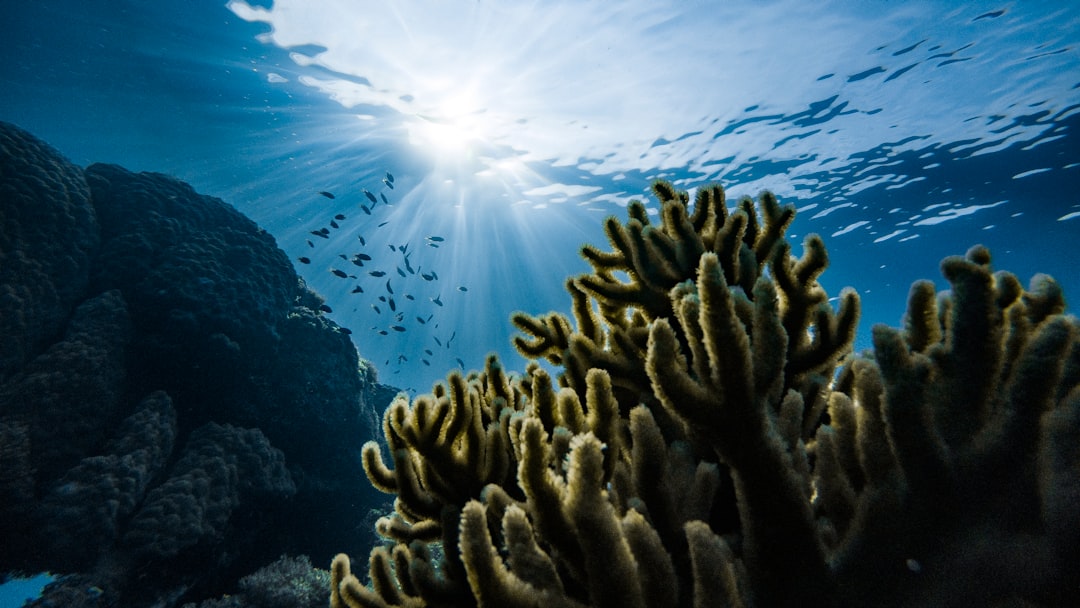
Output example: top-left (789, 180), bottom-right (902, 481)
top-left (0, 121), bottom-right (395, 607)
top-left (0, 120), bottom-right (99, 382)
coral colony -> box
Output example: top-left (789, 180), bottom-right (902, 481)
top-left (1, 120), bottom-right (1076, 607)
top-left (0, 122), bottom-right (391, 607)
top-left (332, 182), bottom-right (1079, 607)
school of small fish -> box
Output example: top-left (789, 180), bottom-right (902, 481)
top-left (295, 171), bottom-right (470, 380)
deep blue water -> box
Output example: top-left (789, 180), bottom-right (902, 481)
top-left (2, 0), bottom-right (1077, 401)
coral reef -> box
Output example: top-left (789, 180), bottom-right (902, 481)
top-left (0, 120), bottom-right (99, 382)
top-left (36, 390), bottom-right (176, 571)
top-left (182, 555), bottom-right (332, 608)
top-left (0, 121), bottom-right (396, 608)
top-left (123, 421), bottom-right (295, 561)
top-left (0, 289), bottom-right (132, 483)
top-left (334, 181), bottom-right (1078, 607)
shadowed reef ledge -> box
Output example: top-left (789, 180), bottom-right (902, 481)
top-left (332, 181), bottom-right (1079, 607)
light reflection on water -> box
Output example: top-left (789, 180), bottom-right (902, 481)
top-left (223, 1), bottom-right (1078, 391)
top-left (227, 1), bottom-right (1077, 201)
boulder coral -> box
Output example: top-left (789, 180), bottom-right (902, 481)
top-left (0, 121), bottom-right (394, 608)
top-left (0, 120), bottom-right (99, 382)
top-left (333, 181), bottom-right (1079, 607)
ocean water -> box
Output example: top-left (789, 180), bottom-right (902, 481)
top-left (2, 0), bottom-right (1077, 400)
top-left (0, 575), bottom-right (52, 608)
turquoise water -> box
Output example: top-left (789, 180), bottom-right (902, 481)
top-left (2, 0), bottom-right (1077, 397)
top-left (0, 574), bottom-right (52, 608)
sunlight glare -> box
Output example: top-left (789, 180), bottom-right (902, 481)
top-left (405, 86), bottom-right (498, 162)
top-left (227, 0), bottom-right (1080, 210)
top-left (411, 114), bottom-right (477, 155)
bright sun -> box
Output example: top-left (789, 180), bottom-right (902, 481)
top-left (414, 116), bottom-right (476, 153)
top-left (408, 89), bottom-right (493, 157)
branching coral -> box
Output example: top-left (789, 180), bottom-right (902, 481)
top-left (333, 181), bottom-right (1078, 607)
top-left (511, 183), bottom-right (856, 412)
top-left (814, 246), bottom-right (1080, 604)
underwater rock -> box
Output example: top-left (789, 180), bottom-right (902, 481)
top-left (123, 422), bottom-right (295, 561)
top-left (0, 289), bottom-right (132, 484)
top-left (36, 391), bottom-right (177, 571)
top-left (0, 121), bottom-right (99, 382)
top-left (0, 121), bottom-right (397, 608)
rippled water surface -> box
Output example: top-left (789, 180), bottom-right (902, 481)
top-left (2, 1), bottom-right (1078, 393)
